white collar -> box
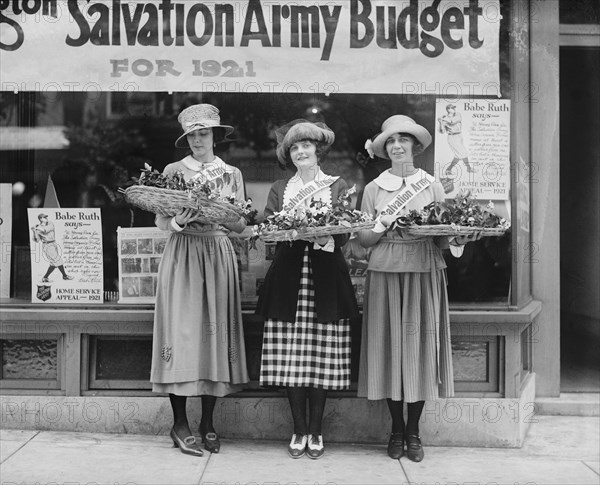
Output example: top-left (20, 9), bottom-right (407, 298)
top-left (373, 168), bottom-right (431, 191)
top-left (283, 167), bottom-right (332, 209)
top-left (181, 155), bottom-right (233, 173)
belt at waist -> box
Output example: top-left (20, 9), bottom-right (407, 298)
top-left (379, 237), bottom-right (430, 244)
top-left (178, 229), bottom-right (229, 237)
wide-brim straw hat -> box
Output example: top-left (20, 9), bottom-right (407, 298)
top-left (366, 115), bottom-right (432, 159)
top-left (175, 104), bottom-right (234, 148)
top-left (275, 119), bottom-right (335, 165)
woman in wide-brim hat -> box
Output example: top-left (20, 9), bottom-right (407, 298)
top-left (150, 103), bottom-right (249, 457)
top-left (256, 119), bottom-right (359, 460)
top-left (357, 114), bottom-right (478, 462)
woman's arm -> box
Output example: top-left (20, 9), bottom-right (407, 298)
top-left (222, 168), bottom-right (248, 233)
top-left (357, 183), bottom-right (391, 248)
top-left (264, 182), bottom-right (281, 218)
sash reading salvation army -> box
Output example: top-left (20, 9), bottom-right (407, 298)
top-left (379, 174), bottom-right (434, 218)
top-left (189, 163), bottom-right (232, 185)
top-left (283, 174), bottom-right (339, 212)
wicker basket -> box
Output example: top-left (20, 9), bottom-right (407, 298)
top-left (260, 221), bottom-right (376, 242)
top-left (122, 185), bottom-right (243, 224)
top-left (399, 224), bottom-right (508, 237)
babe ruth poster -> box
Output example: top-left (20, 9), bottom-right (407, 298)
top-left (435, 99), bottom-right (511, 200)
top-left (28, 209), bottom-right (103, 303)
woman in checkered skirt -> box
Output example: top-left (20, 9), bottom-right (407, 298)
top-left (256, 120), bottom-right (359, 460)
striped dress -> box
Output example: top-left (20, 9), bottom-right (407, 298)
top-left (357, 169), bottom-right (454, 402)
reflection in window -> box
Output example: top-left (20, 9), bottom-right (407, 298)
top-left (1, 339), bottom-right (58, 380)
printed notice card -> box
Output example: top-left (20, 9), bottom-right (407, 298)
top-left (117, 227), bottom-right (168, 304)
top-left (434, 99), bottom-right (511, 200)
top-left (28, 209), bottom-right (103, 303)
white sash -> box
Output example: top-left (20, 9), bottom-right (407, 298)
top-left (379, 173), bottom-right (434, 217)
top-left (283, 174), bottom-right (339, 212)
top-left (189, 164), bottom-right (230, 185)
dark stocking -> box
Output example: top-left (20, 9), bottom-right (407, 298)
top-left (169, 393), bottom-right (191, 436)
top-left (406, 400), bottom-right (425, 436)
top-left (463, 157), bottom-right (472, 170)
top-left (386, 399), bottom-right (405, 434)
top-left (57, 265), bottom-right (69, 277)
top-left (200, 395), bottom-right (217, 434)
top-left (287, 387), bottom-right (307, 435)
top-left (308, 388), bottom-right (327, 435)
top-left (43, 266), bottom-right (56, 279)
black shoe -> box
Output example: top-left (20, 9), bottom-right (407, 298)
top-left (306, 434), bottom-right (324, 460)
top-left (387, 433), bottom-right (404, 459)
top-left (200, 430), bottom-right (221, 453)
top-left (405, 435), bottom-right (424, 462)
top-left (287, 433), bottom-right (307, 459)
top-left (170, 427), bottom-right (203, 457)
top-left (63, 275), bottom-right (74, 280)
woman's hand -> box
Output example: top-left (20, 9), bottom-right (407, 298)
top-left (379, 214), bottom-right (396, 228)
top-left (222, 216), bottom-right (247, 234)
top-left (452, 231), bottom-right (483, 246)
top-left (313, 236), bottom-right (331, 246)
top-left (174, 208), bottom-right (199, 227)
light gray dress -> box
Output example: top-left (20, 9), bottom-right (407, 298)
top-left (150, 157), bottom-right (249, 396)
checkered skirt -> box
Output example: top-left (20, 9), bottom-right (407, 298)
top-left (260, 247), bottom-right (351, 390)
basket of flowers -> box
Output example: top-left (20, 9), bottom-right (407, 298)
top-left (392, 190), bottom-right (511, 237)
top-left (253, 185), bottom-right (375, 243)
top-left (120, 164), bottom-right (251, 224)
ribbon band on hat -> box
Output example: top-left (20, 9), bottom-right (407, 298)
top-left (175, 104), bottom-right (234, 148)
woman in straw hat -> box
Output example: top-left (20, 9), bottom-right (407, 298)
top-left (150, 104), bottom-right (249, 457)
top-left (357, 115), bottom-right (478, 462)
top-left (256, 120), bottom-right (359, 460)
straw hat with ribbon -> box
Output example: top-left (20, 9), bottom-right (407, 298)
top-left (275, 119), bottom-right (335, 167)
top-left (365, 115), bottom-right (432, 159)
top-left (175, 104), bottom-right (234, 148)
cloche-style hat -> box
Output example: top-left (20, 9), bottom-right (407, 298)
top-left (365, 115), bottom-right (432, 159)
top-left (174, 104), bottom-right (234, 148)
top-left (275, 119), bottom-right (335, 165)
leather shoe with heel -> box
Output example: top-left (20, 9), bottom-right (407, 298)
top-left (387, 432), bottom-right (404, 459)
top-left (405, 434), bottom-right (424, 462)
top-left (170, 427), bottom-right (203, 457)
top-left (200, 430), bottom-right (221, 453)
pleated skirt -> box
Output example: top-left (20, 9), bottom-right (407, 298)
top-left (357, 269), bottom-right (454, 402)
top-left (260, 248), bottom-right (351, 390)
top-left (150, 233), bottom-right (248, 397)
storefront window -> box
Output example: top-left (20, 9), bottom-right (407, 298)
top-left (1, 338), bottom-right (58, 380)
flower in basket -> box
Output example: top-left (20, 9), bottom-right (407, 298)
top-left (251, 185), bottom-right (373, 244)
top-left (122, 165), bottom-right (255, 223)
top-left (391, 189), bottom-right (511, 235)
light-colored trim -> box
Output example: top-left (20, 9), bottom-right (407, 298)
top-left (531, 0), bottom-right (561, 397)
top-left (560, 24), bottom-right (600, 47)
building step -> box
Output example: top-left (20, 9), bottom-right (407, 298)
top-left (535, 393), bottom-right (599, 416)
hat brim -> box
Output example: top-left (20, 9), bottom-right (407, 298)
top-left (175, 125), bottom-right (235, 148)
top-left (371, 123), bottom-right (431, 159)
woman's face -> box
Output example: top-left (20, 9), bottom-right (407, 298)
top-left (290, 140), bottom-right (318, 170)
top-left (385, 133), bottom-right (415, 162)
top-left (187, 128), bottom-right (214, 158)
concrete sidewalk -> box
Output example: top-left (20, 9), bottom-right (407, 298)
top-left (1, 415), bottom-right (598, 485)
